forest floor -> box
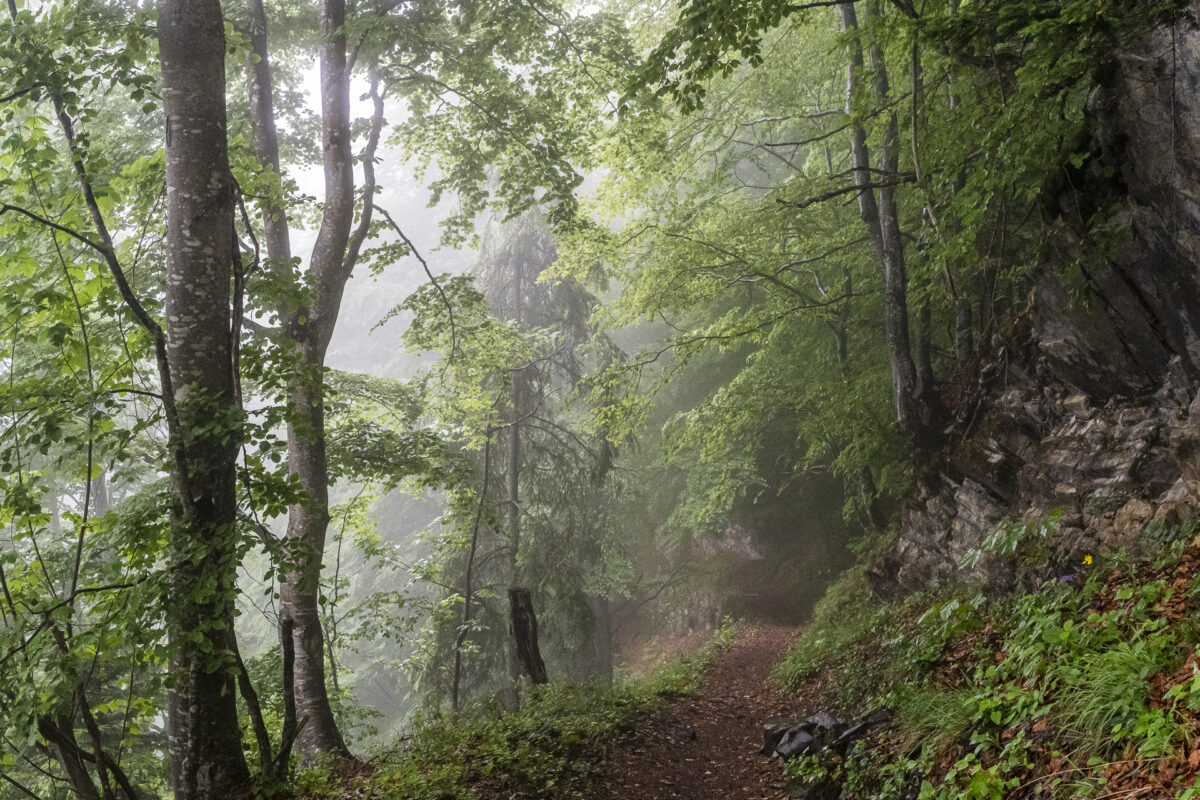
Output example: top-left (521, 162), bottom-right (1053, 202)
top-left (586, 624), bottom-right (801, 800)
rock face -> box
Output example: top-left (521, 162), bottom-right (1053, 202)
top-left (871, 375), bottom-right (1193, 596)
top-left (871, 7), bottom-right (1200, 597)
top-left (1036, 9), bottom-right (1200, 400)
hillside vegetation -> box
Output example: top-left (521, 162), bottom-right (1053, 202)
top-left (778, 517), bottom-right (1200, 799)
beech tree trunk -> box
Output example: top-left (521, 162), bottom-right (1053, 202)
top-left (275, 0), bottom-right (356, 746)
top-left (506, 258), bottom-right (526, 698)
top-left (280, 366), bottom-right (349, 758)
top-left (158, 1), bottom-right (251, 797)
top-left (244, 0), bottom-right (381, 759)
top-left (245, 0), bottom-right (292, 268)
top-left (838, 0), bottom-right (924, 440)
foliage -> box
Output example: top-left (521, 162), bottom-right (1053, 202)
top-left (295, 622), bottom-right (732, 800)
top-left (779, 529), bottom-right (1200, 800)
top-left (1, 0), bottom-right (1197, 792)
top-left (774, 565), bottom-right (900, 708)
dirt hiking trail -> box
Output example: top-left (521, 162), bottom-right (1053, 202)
top-left (590, 624), bottom-right (800, 800)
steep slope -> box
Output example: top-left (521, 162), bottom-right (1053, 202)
top-left (873, 5), bottom-right (1200, 599)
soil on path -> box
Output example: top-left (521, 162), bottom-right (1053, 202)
top-left (590, 624), bottom-right (800, 800)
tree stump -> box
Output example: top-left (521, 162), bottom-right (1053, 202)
top-left (508, 588), bottom-right (548, 684)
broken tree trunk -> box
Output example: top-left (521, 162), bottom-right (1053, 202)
top-left (508, 588), bottom-right (548, 685)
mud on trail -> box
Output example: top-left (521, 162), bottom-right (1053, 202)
top-left (589, 624), bottom-right (800, 800)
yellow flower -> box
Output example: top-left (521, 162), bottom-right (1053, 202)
top-left (1083, 555), bottom-right (1093, 565)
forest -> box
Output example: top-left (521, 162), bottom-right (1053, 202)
top-left (3, 0), bottom-right (1200, 798)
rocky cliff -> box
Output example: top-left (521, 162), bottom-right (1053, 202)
top-left (871, 6), bottom-right (1200, 597)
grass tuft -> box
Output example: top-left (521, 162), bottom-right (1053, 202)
top-left (293, 621), bottom-right (737, 800)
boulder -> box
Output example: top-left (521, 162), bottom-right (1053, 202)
top-left (766, 708), bottom-right (889, 759)
top-left (761, 719), bottom-right (792, 756)
top-left (807, 712), bottom-right (840, 730)
top-left (775, 730), bottom-right (816, 759)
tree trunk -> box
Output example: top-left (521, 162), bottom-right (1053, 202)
top-left (244, 0), bottom-right (370, 759)
top-left (508, 588), bottom-right (548, 685)
top-left (275, 0), bottom-right (356, 749)
top-left (838, 0), bottom-right (924, 440)
top-left (280, 366), bottom-right (349, 758)
top-left (955, 302), bottom-right (973, 360)
top-left (506, 253), bottom-right (525, 569)
top-left (915, 298), bottom-right (935, 397)
top-left (245, 0), bottom-right (293, 268)
top-left (839, 2), bottom-right (885, 255)
top-left (38, 715), bottom-right (99, 800)
top-left (89, 472), bottom-right (109, 516)
top-left (584, 594), bottom-right (613, 684)
top-left (158, 1), bottom-right (251, 797)
top-left (505, 258), bottom-right (526, 699)
top-left (507, 381), bottom-right (522, 578)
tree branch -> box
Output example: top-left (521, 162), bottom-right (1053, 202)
top-left (374, 204), bottom-right (459, 361)
top-left (342, 72), bottom-right (385, 278)
top-left (0, 84), bottom-right (40, 104)
top-left (0, 204), bottom-right (106, 253)
top-left (776, 174), bottom-right (916, 210)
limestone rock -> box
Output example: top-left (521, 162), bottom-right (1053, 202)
top-left (1113, 498), bottom-right (1155, 536)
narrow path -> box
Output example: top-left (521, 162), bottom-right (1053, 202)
top-left (591, 624), bottom-right (800, 800)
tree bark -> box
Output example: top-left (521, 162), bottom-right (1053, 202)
top-left (584, 594), bottom-right (613, 684)
top-left (838, 0), bottom-right (924, 440)
top-left (280, 364), bottom-right (349, 758)
top-left (508, 588), bottom-right (548, 685)
top-left (274, 0), bottom-right (357, 745)
top-left (244, 0), bottom-right (382, 759)
top-left (245, 0), bottom-right (292, 270)
top-left (452, 437), bottom-right (493, 713)
top-left (158, 1), bottom-right (251, 797)
top-left (505, 257), bottom-right (526, 699)
top-left (38, 715), bottom-right (99, 800)
top-left (915, 298), bottom-right (935, 397)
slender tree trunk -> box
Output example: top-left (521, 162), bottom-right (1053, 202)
top-left (838, 0), bottom-right (924, 440)
top-left (76, 691), bottom-right (113, 800)
top-left (584, 594), bottom-right (613, 684)
top-left (158, 1), bottom-right (251, 797)
top-left (839, 2), bottom-right (884, 254)
top-left (955, 302), bottom-right (973, 360)
top-left (504, 258), bottom-right (526, 705)
top-left (245, 0), bottom-right (292, 269)
top-left (452, 437), bottom-right (493, 713)
top-left (275, 5), bottom-right (356, 741)
top-left (38, 716), bottom-right (99, 800)
top-left (244, 0), bottom-right (381, 759)
top-left (89, 472), bottom-right (109, 516)
top-left (915, 298), bottom-right (935, 396)
top-left (507, 394), bottom-right (522, 578)
top-left (280, 366), bottom-right (349, 758)
top-left (506, 256), bottom-right (525, 573)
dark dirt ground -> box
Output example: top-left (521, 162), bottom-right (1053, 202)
top-left (587, 624), bottom-right (801, 800)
